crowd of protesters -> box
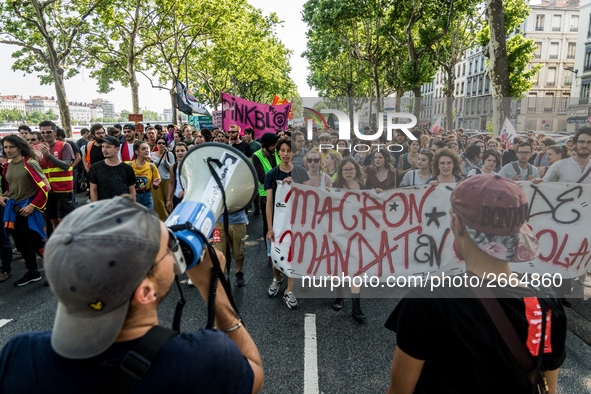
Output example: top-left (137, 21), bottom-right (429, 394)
top-left (1, 119), bottom-right (589, 393)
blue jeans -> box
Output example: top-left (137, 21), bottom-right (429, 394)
top-left (136, 192), bottom-right (154, 211)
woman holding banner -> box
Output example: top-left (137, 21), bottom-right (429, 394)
top-left (324, 152), bottom-right (342, 183)
top-left (265, 138), bottom-right (309, 310)
top-left (332, 157), bottom-right (367, 322)
top-left (365, 151), bottom-right (397, 190)
top-left (400, 151), bottom-right (433, 187)
top-left (426, 148), bottom-right (463, 186)
top-left (303, 149), bottom-right (333, 188)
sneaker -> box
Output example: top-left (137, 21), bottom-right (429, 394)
top-left (577, 276), bottom-right (591, 288)
top-left (235, 272), bottom-right (245, 287)
top-left (12, 248), bottom-right (20, 255)
top-left (332, 297), bottom-right (344, 311)
top-left (283, 291), bottom-right (298, 309)
top-left (13, 271), bottom-right (42, 287)
top-left (187, 278), bottom-right (194, 287)
top-left (0, 271), bottom-right (10, 282)
top-left (268, 277), bottom-right (284, 297)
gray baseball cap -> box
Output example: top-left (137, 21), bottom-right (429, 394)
top-left (45, 196), bottom-right (162, 359)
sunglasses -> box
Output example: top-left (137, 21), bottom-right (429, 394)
top-left (41, 130), bottom-right (53, 134)
top-left (307, 158), bottom-right (320, 163)
top-left (157, 142), bottom-right (167, 145)
top-left (28, 139), bottom-right (37, 142)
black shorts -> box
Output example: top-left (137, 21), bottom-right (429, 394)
top-left (46, 192), bottom-right (75, 220)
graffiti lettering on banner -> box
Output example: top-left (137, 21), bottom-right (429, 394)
top-left (221, 92), bottom-right (291, 139)
top-left (270, 182), bottom-right (591, 280)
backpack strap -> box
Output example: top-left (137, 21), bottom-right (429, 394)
top-left (103, 326), bottom-right (178, 394)
top-left (577, 165), bottom-right (591, 183)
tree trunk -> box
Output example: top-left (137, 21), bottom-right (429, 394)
top-left (446, 67), bottom-right (456, 131)
top-left (486, 0), bottom-right (511, 137)
top-left (348, 95), bottom-right (354, 139)
top-left (395, 90), bottom-right (402, 113)
top-left (129, 58), bottom-right (140, 114)
top-left (412, 87), bottom-right (422, 121)
top-left (170, 90), bottom-right (177, 125)
top-left (51, 67), bottom-right (72, 137)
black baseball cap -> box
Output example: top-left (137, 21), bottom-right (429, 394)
top-left (98, 136), bottom-right (120, 147)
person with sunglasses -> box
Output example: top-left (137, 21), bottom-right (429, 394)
top-left (37, 121), bottom-right (75, 230)
top-left (0, 196), bottom-right (264, 393)
top-left (303, 149), bottom-right (333, 188)
top-left (27, 132), bottom-right (42, 149)
top-left (150, 137), bottom-right (175, 221)
top-left (227, 125), bottom-right (252, 158)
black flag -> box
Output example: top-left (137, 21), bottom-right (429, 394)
top-left (173, 79), bottom-right (210, 116)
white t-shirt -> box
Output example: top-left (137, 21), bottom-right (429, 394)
top-left (543, 157), bottom-right (591, 184)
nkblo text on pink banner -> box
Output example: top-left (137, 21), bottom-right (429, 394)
top-left (221, 92), bottom-right (291, 139)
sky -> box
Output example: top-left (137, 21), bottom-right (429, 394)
top-left (0, 1), bottom-right (316, 115)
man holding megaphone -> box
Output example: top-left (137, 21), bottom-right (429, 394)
top-left (0, 196), bottom-right (264, 393)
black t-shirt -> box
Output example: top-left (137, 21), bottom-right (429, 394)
top-left (0, 330), bottom-right (253, 393)
top-left (232, 141), bottom-right (253, 158)
top-left (385, 280), bottom-right (567, 394)
top-left (89, 141), bottom-right (105, 165)
top-left (88, 160), bottom-right (136, 200)
top-left (263, 165), bottom-right (309, 192)
top-left (502, 149), bottom-right (517, 167)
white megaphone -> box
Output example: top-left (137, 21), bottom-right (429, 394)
top-left (165, 142), bottom-right (258, 272)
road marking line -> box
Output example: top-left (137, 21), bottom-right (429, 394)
top-left (304, 313), bottom-right (319, 394)
top-left (0, 319), bottom-right (11, 329)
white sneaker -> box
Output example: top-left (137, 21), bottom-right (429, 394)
top-left (268, 277), bottom-right (284, 297)
top-left (283, 291), bottom-right (298, 309)
top-left (577, 276), bottom-right (591, 288)
top-left (187, 278), bottom-right (194, 286)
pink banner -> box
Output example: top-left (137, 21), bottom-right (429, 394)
top-left (221, 92), bottom-right (291, 139)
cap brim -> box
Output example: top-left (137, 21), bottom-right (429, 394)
top-left (465, 224), bottom-right (540, 263)
top-left (51, 300), bottom-right (129, 359)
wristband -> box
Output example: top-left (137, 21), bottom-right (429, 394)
top-left (222, 320), bottom-right (242, 333)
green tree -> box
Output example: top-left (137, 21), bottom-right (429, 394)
top-left (478, 0), bottom-right (541, 135)
top-left (385, 0), bottom-right (467, 119)
top-left (189, 2), bottom-right (297, 109)
top-left (0, 0), bottom-right (109, 136)
top-left (141, 110), bottom-right (160, 121)
top-left (434, 4), bottom-right (484, 131)
top-left (0, 108), bottom-right (25, 122)
top-left (303, 0), bottom-right (388, 116)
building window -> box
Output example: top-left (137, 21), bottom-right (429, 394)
top-left (551, 15), bottom-right (561, 31)
top-left (559, 94), bottom-right (569, 109)
top-left (549, 43), bottom-right (559, 59)
top-left (588, 15), bottom-right (591, 38)
top-left (580, 82), bottom-right (590, 105)
top-left (534, 42), bottom-right (542, 59)
top-left (544, 93), bottom-right (554, 112)
top-left (571, 15), bottom-right (579, 31)
top-left (564, 71), bottom-right (572, 86)
top-left (546, 67), bottom-right (556, 87)
top-left (528, 94), bottom-right (537, 111)
top-left (462, 64), bottom-right (465, 76)
top-left (585, 47), bottom-right (591, 71)
top-left (536, 15), bottom-right (545, 31)
top-left (567, 43), bottom-right (576, 59)
top-left (469, 62), bottom-right (472, 75)
top-left (461, 82), bottom-right (464, 94)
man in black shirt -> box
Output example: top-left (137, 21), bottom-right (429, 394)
top-left (386, 175), bottom-right (566, 394)
top-left (88, 137), bottom-right (136, 201)
top-left (82, 124), bottom-right (106, 172)
top-left (501, 137), bottom-right (523, 167)
top-left (228, 125), bottom-right (252, 157)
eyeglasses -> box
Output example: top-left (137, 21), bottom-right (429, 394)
top-left (40, 130), bottom-right (53, 134)
top-left (517, 151), bottom-right (531, 155)
top-left (149, 229), bottom-right (180, 276)
top-left (307, 158), bottom-right (320, 163)
top-left (157, 142), bottom-right (167, 145)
